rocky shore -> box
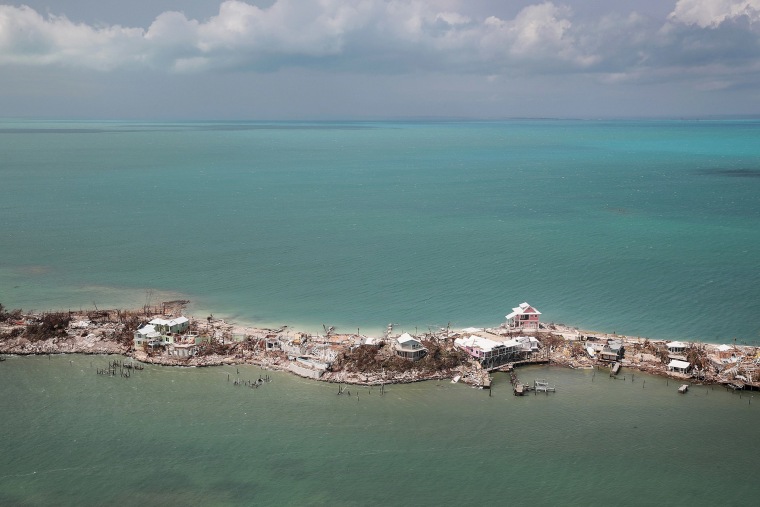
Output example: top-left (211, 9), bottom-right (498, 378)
top-left (1, 304), bottom-right (758, 390)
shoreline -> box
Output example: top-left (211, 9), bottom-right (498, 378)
top-left (1, 304), bottom-right (758, 390)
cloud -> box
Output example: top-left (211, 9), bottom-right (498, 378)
top-left (0, 1), bottom-right (601, 73)
top-left (0, 0), bottom-right (759, 92)
top-left (668, 0), bottom-right (760, 28)
top-left (0, 4), bottom-right (146, 69)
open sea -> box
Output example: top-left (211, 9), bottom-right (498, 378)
top-left (1, 119), bottom-right (760, 505)
top-left (1, 119), bottom-right (759, 343)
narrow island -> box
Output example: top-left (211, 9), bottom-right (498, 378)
top-left (0, 300), bottom-right (757, 391)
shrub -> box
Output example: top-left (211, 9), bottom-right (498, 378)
top-left (24, 312), bottom-right (72, 341)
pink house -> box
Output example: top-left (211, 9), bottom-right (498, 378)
top-left (505, 302), bottom-right (541, 330)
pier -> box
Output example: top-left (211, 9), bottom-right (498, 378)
top-left (489, 357), bottom-right (549, 373)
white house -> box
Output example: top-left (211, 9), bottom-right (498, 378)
top-left (667, 359), bottom-right (691, 374)
top-left (515, 336), bottom-right (541, 353)
top-left (395, 333), bottom-right (427, 361)
top-left (149, 316), bottom-right (190, 335)
top-left (667, 341), bottom-right (687, 354)
top-left (455, 335), bottom-right (538, 365)
top-left (133, 324), bottom-right (161, 349)
top-left (134, 316), bottom-right (191, 349)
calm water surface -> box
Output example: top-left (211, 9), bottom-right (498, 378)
top-left (1, 355), bottom-right (758, 506)
top-left (1, 119), bottom-right (759, 342)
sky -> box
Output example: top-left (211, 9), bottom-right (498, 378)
top-left (0, 0), bottom-right (759, 119)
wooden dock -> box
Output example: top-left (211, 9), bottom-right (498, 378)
top-left (610, 362), bottom-right (621, 376)
top-left (678, 384), bottom-right (689, 394)
top-left (489, 358), bottom-right (549, 372)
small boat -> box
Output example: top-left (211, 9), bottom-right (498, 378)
top-left (678, 384), bottom-right (689, 393)
top-left (451, 375), bottom-right (461, 384)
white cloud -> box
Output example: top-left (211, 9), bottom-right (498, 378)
top-left (0, 1), bottom-right (597, 72)
top-left (508, 2), bottom-right (573, 57)
top-left (668, 0), bottom-right (760, 28)
top-left (479, 3), bottom-right (601, 70)
top-left (0, 0), bottom-right (758, 92)
top-left (0, 4), bottom-right (146, 69)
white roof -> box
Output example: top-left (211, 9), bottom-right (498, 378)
top-left (667, 341), bottom-right (687, 348)
top-left (455, 335), bottom-right (503, 352)
top-left (397, 333), bottom-right (420, 346)
top-left (516, 336), bottom-right (540, 349)
top-left (136, 324), bottom-right (160, 338)
top-left (149, 316), bottom-right (189, 327)
top-left (454, 336), bottom-right (472, 348)
top-left (506, 302), bottom-right (541, 319)
top-left (668, 359), bottom-right (690, 369)
top-left (717, 344), bottom-right (733, 352)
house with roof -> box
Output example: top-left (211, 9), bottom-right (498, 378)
top-left (455, 335), bottom-right (539, 366)
top-left (455, 335), bottom-right (507, 363)
top-left (134, 316), bottom-right (191, 349)
top-left (667, 341), bottom-right (687, 354)
top-left (505, 302), bottom-right (541, 330)
top-left (667, 359), bottom-right (691, 374)
top-left (394, 333), bottom-right (427, 361)
top-left (149, 316), bottom-right (190, 335)
top-left (515, 336), bottom-right (541, 354)
top-left (133, 324), bottom-right (161, 349)
top-left (599, 339), bottom-right (625, 362)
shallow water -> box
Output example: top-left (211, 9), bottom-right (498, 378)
top-left (1, 355), bottom-right (758, 506)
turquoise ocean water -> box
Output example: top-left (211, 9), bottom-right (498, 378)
top-left (1, 119), bottom-right (759, 342)
top-left (2, 120), bottom-right (760, 506)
